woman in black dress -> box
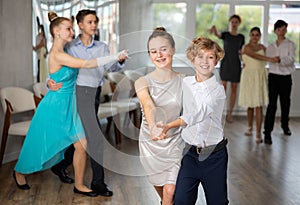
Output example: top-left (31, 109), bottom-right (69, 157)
top-left (210, 14), bottom-right (245, 123)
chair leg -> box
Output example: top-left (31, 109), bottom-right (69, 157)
top-left (0, 106), bottom-right (11, 167)
top-left (106, 117), bottom-right (113, 133)
top-left (113, 114), bottom-right (122, 144)
top-left (0, 126), bottom-right (9, 167)
top-left (113, 123), bottom-right (122, 144)
top-left (123, 112), bottom-right (130, 126)
top-left (132, 109), bottom-right (140, 128)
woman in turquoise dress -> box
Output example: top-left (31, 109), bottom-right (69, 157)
top-left (13, 12), bottom-right (127, 196)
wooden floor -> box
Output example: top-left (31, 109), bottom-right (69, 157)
top-left (1, 116), bottom-right (300, 205)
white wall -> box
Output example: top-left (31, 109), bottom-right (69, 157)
top-left (0, 0), bottom-right (33, 164)
top-left (0, 0), bottom-right (33, 88)
top-left (119, 0), bottom-right (153, 70)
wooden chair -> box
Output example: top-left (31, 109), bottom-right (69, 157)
top-left (123, 70), bottom-right (143, 83)
top-left (0, 87), bottom-right (36, 167)
top-left (106, 72), bottom-right (140, 104)
top-left (98, 105), bottom-right (122, 144)
top-left (100, 77), bottom-right (140, 143)
top-left (33, 82), bottom-right (48, 106)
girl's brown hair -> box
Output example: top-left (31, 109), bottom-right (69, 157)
top-left (229, 14), bottom-right (242, 23)
top-left (147, 27), bottom-right (175, 52)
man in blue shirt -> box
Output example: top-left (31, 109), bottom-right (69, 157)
top-left (49, 9), bottom-right (127, 197)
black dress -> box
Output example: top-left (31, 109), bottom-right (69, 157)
top-left (220, 32), bottom-right (245, 83)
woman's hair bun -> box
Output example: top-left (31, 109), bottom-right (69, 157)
top-left (154, 27), bottom-right (166, 32)
top-left (48, 11), bottom-right (58, 22)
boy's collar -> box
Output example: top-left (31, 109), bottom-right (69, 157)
top-left (75, 34), bottom-right (95, 47)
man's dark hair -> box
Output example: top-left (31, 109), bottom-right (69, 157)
top-left (274, 20), bottom-right (288, 30)
top-left (76, 9), bottom-right (97, 23)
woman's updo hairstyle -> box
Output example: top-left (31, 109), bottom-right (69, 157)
top-left (48, 11), bottom-right (70, 38)
top-left (147, 27), bottom-right (175, 52)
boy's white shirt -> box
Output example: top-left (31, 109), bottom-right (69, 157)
top-left (266, 38), bottom-right (295, 75)
top-left (180, 74), bottom-right (226, 147)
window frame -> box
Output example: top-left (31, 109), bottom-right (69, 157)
top-left (152, 0), bottom-right (300, 65)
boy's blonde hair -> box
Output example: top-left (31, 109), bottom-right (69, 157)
top-left (186, 37), bottom-right (224, 63)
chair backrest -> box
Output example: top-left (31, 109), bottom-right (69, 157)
top-left (107, 73), bottom-right (135, 100)
top-left (101, 79), bottom-right (113, 97)
top-left (0, 87), bottom-right (36, 114)
top-left (136, 67), bottom-right (148, 75)
top-left (99, 79), bottom-right (114, 103)
top-left (107, 72), bottom-right (125, 84)
top-left (33, 82), bottom-right (48, 98)
top-left (123, 70), bottom-right (143, 82)
top-left (107, 73), bottom-right (133, 89)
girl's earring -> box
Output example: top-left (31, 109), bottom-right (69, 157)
top-left (57, 34), bottom-right (60, 39)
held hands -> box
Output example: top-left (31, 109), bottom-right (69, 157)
top-left (244, 55), bottom-right (280, 68)
top-left (269, 56), bottom-right (280, 63)
top-left (150, 122), bottom-right (169, 141)
top-left (47, 79), bottom-right (62, 91)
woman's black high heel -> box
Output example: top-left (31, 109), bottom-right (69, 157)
top-left (13, 171), bottom-right (30, 190)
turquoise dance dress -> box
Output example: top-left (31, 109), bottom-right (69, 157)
top-left (15, 66), bottom-right (85, 174)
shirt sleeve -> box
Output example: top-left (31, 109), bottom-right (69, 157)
top-left (279, 40), bottom-right (296, 66)
top-left (103, 44), bottom-right (124, 72)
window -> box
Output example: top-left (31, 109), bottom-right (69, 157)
top-left (196, 3), bottom-right (229, 47)
top-left (153, 3), bottom-right (187, 53)
top-left (235, 5), bottom-right (264, 44)
top-left (180, 0), bottom-right (300, 64)
top-left (32, 0), bottom-right (119, 81)
top-left (97, 2), bottom-right (119, 54)
top-left (197, 4), bottom-right (264, 51)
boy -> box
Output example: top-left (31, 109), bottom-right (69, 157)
top-left (263, 20), bottom-right (296, 145)
top-left (159, 37), bottom-right (229, 205)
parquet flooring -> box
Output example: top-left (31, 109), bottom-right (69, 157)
top-left (0, 116), bottom-right (300, 205)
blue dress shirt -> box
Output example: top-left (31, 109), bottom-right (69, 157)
top-left (65, 35), bottom-right (124, 87)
